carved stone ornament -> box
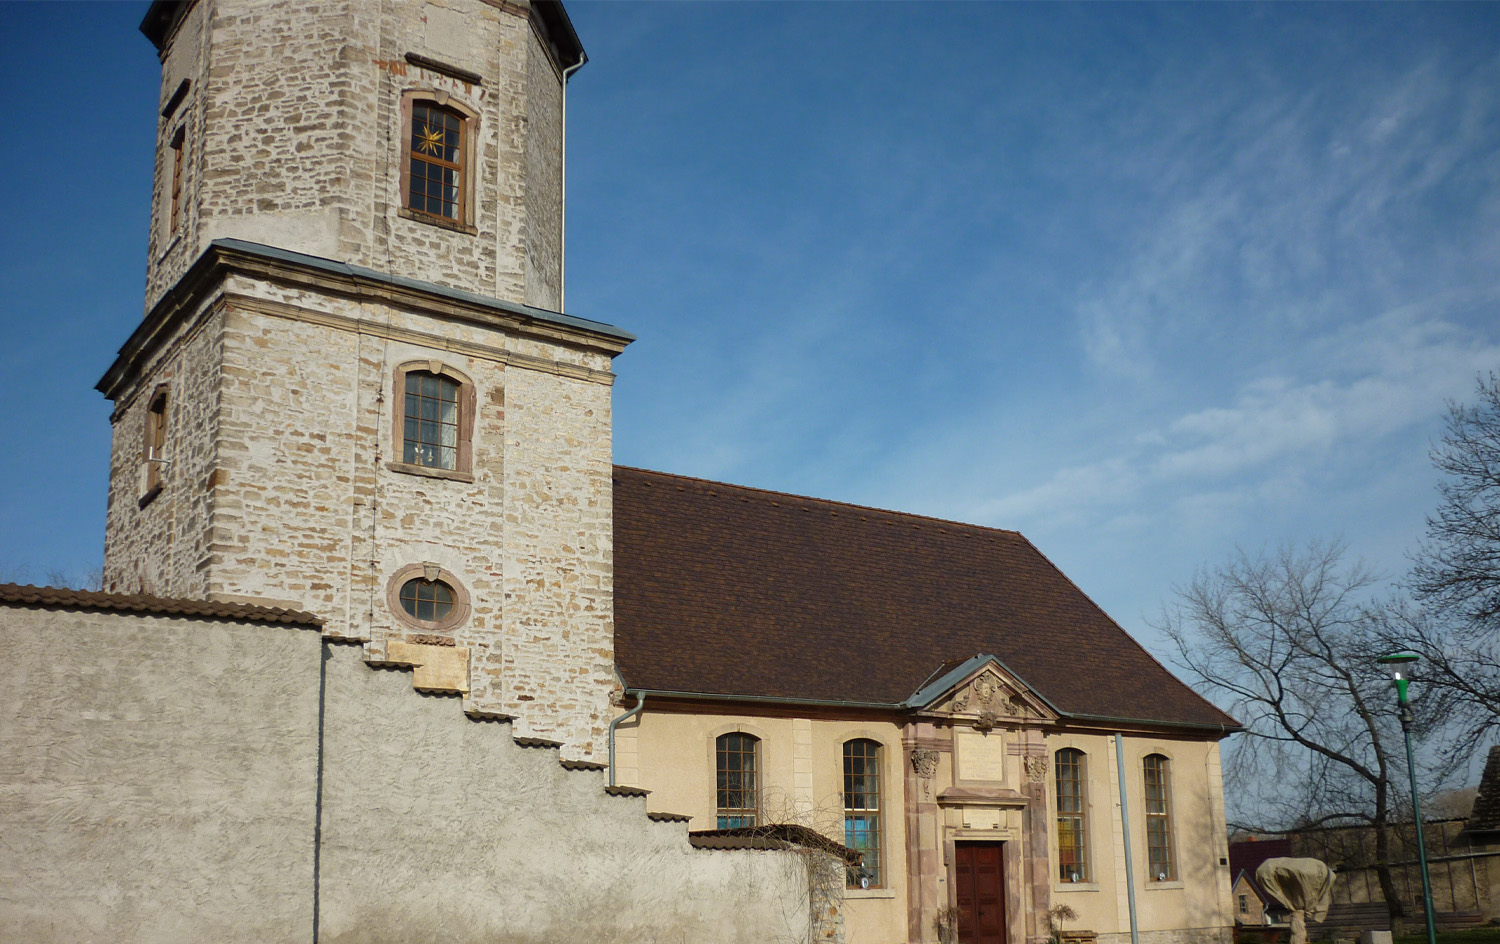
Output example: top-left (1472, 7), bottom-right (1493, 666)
top-left (912, 748), bottom-right (940, 799)
top-left (1025, 755), bottom-right (1049, 782)
top-left (972, 674), bottom-right (999, 704)
top-left (973, 709), bottom-right (1003, 734)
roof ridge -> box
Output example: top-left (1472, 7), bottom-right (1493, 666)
top-left (613, 465), bottom-right (1024, 540)
top-left (0, 583), bottom-right (323, 627)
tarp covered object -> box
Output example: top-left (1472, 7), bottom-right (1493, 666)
top-left (1256, 857), bottom-right (1335, 921)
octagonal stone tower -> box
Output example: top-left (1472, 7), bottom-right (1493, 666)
top-left (100, 0), bottom-right (629, 760)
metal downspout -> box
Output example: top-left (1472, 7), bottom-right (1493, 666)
top-left (607, 691), bottom-right (644, 787)
top-left (1116, 733), bottom-right (1140, 944)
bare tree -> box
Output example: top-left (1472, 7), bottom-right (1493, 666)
top-left (1399, 373), bottom-right (1500, 760)
top-left (1153, 542), bottom-right (1413, 921)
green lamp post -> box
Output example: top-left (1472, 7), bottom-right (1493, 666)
top-left (1377, 650), bottom-right (1437, 944)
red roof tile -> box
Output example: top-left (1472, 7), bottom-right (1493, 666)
top-left (0, 583), bottom-right (322, 627)
top-left (613, 467), bottom-right (1237, 732)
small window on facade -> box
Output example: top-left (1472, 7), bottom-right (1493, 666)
top-left (1143, 753), bottom-right (1175, 881)
top-left (399, 577), bottom-right (455, 623)
top-left (407, 102), bottom-right (465, 223)
top-left (843, 739), bottom-right (882, 888)
top-left (715, 733), bottom-right (759, 828)
top-left (144, 388), bottom-right (169, 493)
top-left (1239, 894), bottom-right (1248, 914)
top-left (169, 125), bottom-right (185, 236)
top-left (404, 371), bottom-right (459, 470)
top-left (1056, 747), bottom-right (1088, 882)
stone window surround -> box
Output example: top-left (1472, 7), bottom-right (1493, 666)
top-left (715, 731), bottom-right (761, 829)
top-left (1054, 746), bottom-right (1090, 885)
top-left (397, 88), bottom-right (480, 235)
top-left (388, 359), bottom-right (477, 483)
top-left (387, 561), bottom-right (470, 634)
top-left (1143, 752), bottom-right (1177, 883)
top-left (139, 383), bottom-right (170, 508)
top-left (843, 737), bottom-right (884, 890)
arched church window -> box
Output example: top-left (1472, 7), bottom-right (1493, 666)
top-left (715, 733), bottom-right (759, 828)
top-left (1143, 753), bottom-right (1175, 881)
top-left (1055, 747), bottom-right (1088, 882)
top-left (843, 738), bottom-right (882, 888)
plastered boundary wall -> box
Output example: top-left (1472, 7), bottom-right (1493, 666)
top-left (0, 604), bottom-right (811, 944)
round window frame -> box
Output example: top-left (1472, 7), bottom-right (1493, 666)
top-left (387, 563), bottom-right (470, 633)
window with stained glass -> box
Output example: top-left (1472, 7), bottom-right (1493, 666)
top-left (716, 733), bottom-right (759, 828)
top-left (1144, 754), bottom-right (1174, 881)
top-left (1056, 748), bottom-right (1088, 882)
top-left (399, 577), bottom-right (455, 623)
top-left (404, 372), bottom-right (459, 470)
top-left (843, 739), bottom-right (882, 887)
top-left (407, 102), bottom-right (464, 222)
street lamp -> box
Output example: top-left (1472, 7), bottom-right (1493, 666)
top-left (1377, 650), bottom-right (1437, 944)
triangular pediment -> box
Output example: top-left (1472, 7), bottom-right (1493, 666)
top-left (906, 654), bottom-right (1058, 726)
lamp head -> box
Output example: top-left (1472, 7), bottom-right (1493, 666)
top-left (1377, 651), bottom-right (1420, 680)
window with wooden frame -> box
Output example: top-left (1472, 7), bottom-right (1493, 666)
top-left (389, 361), bottom-right (476, 481)
top-left (715, 733), bottom-right (759, 829)
top-left (168, 125), bottom-right (185, 236)
top-left (400, 93), bottom-right (477, 230)
top-left (142, 386), bottom-right (169, 497)
top-left (1055, 748), bottom-right (1089, 882)
top-left (843, 739), bottom-right (882, 888)
top-left (387, 562), bottom-right (469, 633)
top-left (1143, 754), bottom-right (1175, 881)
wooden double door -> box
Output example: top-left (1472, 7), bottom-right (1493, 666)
top-left (954, 841), bottom-right (1007, 944)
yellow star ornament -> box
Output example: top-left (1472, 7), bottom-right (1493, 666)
top-left (416, 124), bottom-right (445, 156)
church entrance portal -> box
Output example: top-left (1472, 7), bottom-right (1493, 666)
top-left (954, 841), bottom-right (1007, 944)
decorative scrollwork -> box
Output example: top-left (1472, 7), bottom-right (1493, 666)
top-left (1025, 754), bottom-right (1049, 782)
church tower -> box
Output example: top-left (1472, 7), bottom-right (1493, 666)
top-left (98, 0), bottom-right (629, 759)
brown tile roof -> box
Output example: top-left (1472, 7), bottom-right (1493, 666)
top-left (0, 583), bottom-right (322, 627)
top-left (688, 824), bottom-right (863, 865)
top-left (613, 467), bottom-right (1237, 732)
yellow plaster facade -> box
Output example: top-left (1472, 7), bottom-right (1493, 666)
top-left (617, 665), bottom-right (1234, 944)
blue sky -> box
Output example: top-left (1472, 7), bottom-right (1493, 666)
top-left (2, 2), bottom-right (1498, 666)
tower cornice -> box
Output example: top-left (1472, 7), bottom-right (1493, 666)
top-left (97, 238), bottom-right (632, 402)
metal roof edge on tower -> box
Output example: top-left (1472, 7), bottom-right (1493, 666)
top-left (141, 1), bottom-right (583, 70)
top-left (534, 1), bottom-right (587, 74)
top-left (140, 0), bottom-right (190, 51)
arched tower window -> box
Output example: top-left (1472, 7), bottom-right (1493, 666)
top-left (1143, 753), bottom-right (1175, 881)
top-left (1055, 748), bottom-right (1088, 882)
top-left (391, 361), bottom-right (476, 480)
top-left (843, 738), bottom-right (882, 888)
top-left (716, 733), bottom-right (759, 828)
top-left (404, 371), bottom-right (460, 470)
top-left (399, 93), bottom-right (478, 231)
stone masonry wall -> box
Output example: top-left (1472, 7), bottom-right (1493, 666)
top-left (525, 25), bottom-right (564, 310)
top-left (102, 296), bottom-right (224, 600)
top-left (146, 0), bottom-right (565, 313)
top-left (1, 602), bottom-right (812, 944)
top-left (142, 0), bottom-right (208, 311)
top-left (194, 272), bottom-right (616, 758)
